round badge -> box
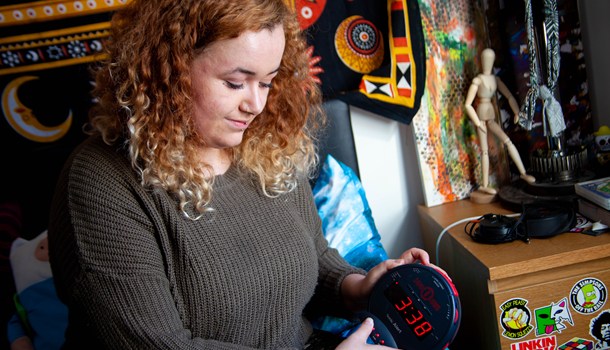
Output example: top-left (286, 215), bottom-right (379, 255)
top-left (569, 277), bottom-right (607, 314)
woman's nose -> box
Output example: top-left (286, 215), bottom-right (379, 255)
top-left (240, 87), bottom-right (265, 116)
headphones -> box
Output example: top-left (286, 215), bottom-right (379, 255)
top-left (466, 200), bottom-right (577, 244)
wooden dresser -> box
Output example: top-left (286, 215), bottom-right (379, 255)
top-left (419, 199), bottom-right (610, 350)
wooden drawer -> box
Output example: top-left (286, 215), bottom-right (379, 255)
top-left (493, 268), bottom-right (610, 349)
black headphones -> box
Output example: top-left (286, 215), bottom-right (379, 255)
top-left (466, 200), bottom-right (577, 244)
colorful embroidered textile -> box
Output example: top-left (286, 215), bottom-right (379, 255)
top-left (1, 8), bottom-right (115, 343)
top-left (286, 0), bottom-right (426, 124)
top-left (0, 0), bottom-right (123, 239)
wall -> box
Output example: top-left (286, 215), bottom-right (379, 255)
top-left (349, 106), bottom-right (425, 259)
top-left (578, 0), bottom-right (610, 129)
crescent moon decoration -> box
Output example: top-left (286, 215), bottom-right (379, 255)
top-left (335, 16), bottom-right (384, 74)
top-left (2, 75), bottom-right (72, 143)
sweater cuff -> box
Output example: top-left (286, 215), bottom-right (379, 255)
top-left (324, 263), bottom-right (366, 308)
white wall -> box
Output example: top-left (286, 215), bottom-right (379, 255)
top-left (349, 106), bottom-right (425, 259)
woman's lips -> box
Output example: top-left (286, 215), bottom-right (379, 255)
top-left (227, 118), bottom-right (249, 129)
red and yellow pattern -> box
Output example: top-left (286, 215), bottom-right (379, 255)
top-left (0, 0), bottom-right (131, 27)
top-left (335, 15), bottom-right (384, 74)
top-left (359, 0), bottom-right (418, 107)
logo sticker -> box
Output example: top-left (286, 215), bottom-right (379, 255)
top-left (570, 278), bottom-right (607, 314)
top-left (589, 310), bottom-right (610, 349)
top-left (557, 337), bottom-right (593, 349)
top-left (534, 297), bottom-right (574, 336)
top-left (500, 298), bottom-right (534, 339)
top-left (510, 335), bottom-right (556, 350)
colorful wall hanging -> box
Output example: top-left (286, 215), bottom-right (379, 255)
top-left (0, 3), bottom-right (128, 347)
top-left (411, 0), bottom-right (508, 207)
top-left (286, 0), bottom-right (426, 124)
top-left (0, 0), bottom-right (129, 238)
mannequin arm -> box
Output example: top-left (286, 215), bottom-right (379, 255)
top-left (496, 77), bottom-right (520, 123)
top-left (464, 79), bottom-right (484, 132)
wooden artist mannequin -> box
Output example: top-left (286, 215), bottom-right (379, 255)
top-left (465, 48), bottom-right (535, 199)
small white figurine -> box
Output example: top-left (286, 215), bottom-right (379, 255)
top-left (465, 48), bottom-right (535, 198)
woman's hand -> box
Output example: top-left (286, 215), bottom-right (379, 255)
top-left (399, 247), bottom-right (451, 282)
top-left (397, 247), bottom-right (430, 265)
top-left (342, 248), bottom-right (435, 312)
top-left (336, 318), bottom-right (400, 350)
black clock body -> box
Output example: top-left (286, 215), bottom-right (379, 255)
top-left (367, 264), bottom-right (461, 350)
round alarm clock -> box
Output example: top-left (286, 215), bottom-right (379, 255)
top-left (366, 264), bottom-right (461, 350)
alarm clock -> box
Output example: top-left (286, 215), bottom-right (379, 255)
top-left (366, 264), bottom-right (461, 350)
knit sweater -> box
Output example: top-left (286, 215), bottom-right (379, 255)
top-left (48, 135), bottom-right (363, 349)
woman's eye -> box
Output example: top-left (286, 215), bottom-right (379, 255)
top-left (225, 81), bottom-right (244, 90)
top-left (260, 82), bottom-right (273, 89)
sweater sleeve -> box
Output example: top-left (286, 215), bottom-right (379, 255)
top-left (295, 179), bottom-right (366, 318)
top-left (48, 139), bottom-right (264, 350)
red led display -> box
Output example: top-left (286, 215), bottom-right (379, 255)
top-left (385, 283), bottom-right (432, 338)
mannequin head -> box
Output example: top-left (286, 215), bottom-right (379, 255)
top-left (481, 48), bottom-right (495, 74)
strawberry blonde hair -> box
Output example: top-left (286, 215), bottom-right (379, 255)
top-left (89, 0), bottom-right (324, 218)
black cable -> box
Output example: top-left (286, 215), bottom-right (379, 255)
top-left (465, 213), bottom-right (529, 244)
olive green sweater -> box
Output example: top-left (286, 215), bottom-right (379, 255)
top-left (48, 135), bottom-right (363, 349)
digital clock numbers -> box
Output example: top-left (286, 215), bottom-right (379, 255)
top-left (367, 264), bottom-right (461, 350)
top-left (385, 282), bottom-right (433, 338)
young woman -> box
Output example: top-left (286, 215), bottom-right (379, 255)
top-left (48, 0), bottom-right (430, 348)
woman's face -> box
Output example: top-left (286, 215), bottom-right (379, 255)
top-left (190, 25), bottom-right (286, 152)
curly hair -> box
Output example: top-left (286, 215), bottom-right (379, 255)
top-left (89, 0), bottom-right (324, 219)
